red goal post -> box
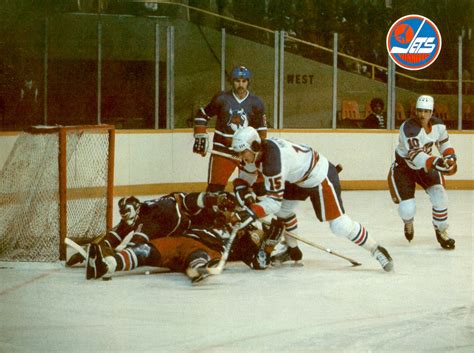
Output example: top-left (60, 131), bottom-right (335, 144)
top-left (0, 125), bottom-right (115, 262)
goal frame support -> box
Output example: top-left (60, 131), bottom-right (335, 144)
top-left (27, 125), bottom-right (115, 261)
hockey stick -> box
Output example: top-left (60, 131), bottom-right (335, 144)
top-left (65, 229), bottom-right (135, 266)
top-left (65, 238), bottom-right (87, 259)
top-left (207, 218), bottom-right (253, 275)
top-left (262, 220), bottom-right (361, 267)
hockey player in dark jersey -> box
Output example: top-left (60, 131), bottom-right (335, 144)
top-left (193, 66), bottom-right (268, 192)
top-left (85, 192), bottom-right (264, 282)
top-left (230, 126), bottom-right (394, 272)
top-left (388, 95), bottom-right (457, 249)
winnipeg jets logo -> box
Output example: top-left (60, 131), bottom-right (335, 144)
top-left (386, 15), bottom-right (441, 70)
top-left (226, 108), bottom-right (248, 132)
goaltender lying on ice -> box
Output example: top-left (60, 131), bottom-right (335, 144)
top-left (65, 188), bottom-right (387, 285)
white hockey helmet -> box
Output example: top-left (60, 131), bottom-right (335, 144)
top-left (231, 126), bottom-right (261, 153)
top-left (416, 95), bottom-right (434, 111)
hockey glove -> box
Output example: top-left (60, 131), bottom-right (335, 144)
top-left (233, 178), bottom-right (255, 207)
top-left (204, 192), bottom-right (237, 212)
top-left (261, 218), bottom-right (285, 254)
top-left (443, 153), bottom-right (457, 162)
top-left (443, 154), bottom-right (457, 176)
top-left (232, 205), bottom-right (257, 225)
top-left (433, 157), bottom-right (456, 175)
top-left (250, 218), bottom-right (285, 270)
top-left (193, 133), bottom-right (209, 156)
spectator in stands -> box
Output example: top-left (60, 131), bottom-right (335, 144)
top-left (364, 98), bottom-right (386, 129)
top-left (267, 0), bottom-right (297, 36)
top-left (365, 30), bottom-right (388, 81)
top-left (232, 0), bottom-right (267, 41)
top-left (16, 69), bottom-right (40, 127)
top-left (340, 37), bottom-right (364, 75)
top-left (445, 67), bottom-right (471, 95)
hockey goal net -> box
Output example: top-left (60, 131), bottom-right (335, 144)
top-left (0, 125), bottom-right (115, 262)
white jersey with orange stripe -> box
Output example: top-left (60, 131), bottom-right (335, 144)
top-left (395, 116), bottom-right (453, 171)
top-left (239, 137), bottom-right (329, 216)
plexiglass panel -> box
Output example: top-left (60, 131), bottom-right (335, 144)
top-left (0, 1), bottom-right (472, 131)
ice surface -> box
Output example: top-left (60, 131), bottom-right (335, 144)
top-left (0, 191), bottom-right (472, 352)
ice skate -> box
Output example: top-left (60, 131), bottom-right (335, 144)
top-left (186, 258), bottom-right (220, 284)
top-left (435, 227), bottom-right (455, 250)
top-left (372, 246), bottom-right (394, 272)
top-left (271, 245), bottom-right (303, 267)
top-left (66, 252), bottom-right (85, 267)
top-left (404, 222), bottom-right (414, 242)
top-left (86, 243), bottom-right (116, 280)
top-left (187, 266), bottom-right (210, 284)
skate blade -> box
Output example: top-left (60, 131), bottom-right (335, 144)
top-left (271, 260), bottom-right (304, 267)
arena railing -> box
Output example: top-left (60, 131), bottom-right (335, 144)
top-left (1, 1), bottom-right (472, 131)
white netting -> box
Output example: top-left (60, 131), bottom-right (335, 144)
top-left (0, 127), bottom-right (112, 262)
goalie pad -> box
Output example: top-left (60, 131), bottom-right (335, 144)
top-left (230, 227), bottom-right (263, 267)
top-left (86, 243), bottom-right (117, 280)
top-left (193, 133), bottom-right (209, 156)
top-left (250, 218), bottom-right (285, 270)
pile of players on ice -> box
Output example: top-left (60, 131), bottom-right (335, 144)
top-left (70, 93), bottom-right (457, 284)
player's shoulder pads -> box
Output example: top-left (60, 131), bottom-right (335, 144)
top-left (261, 140), bottom-right (282, 176)
top-left (402, 118), bottom-right (422, 138)
top-left (430, 116), bottom-right (444, 126)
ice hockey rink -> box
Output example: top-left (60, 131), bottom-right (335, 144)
top-left (0, 190), bottom-right (473, 353)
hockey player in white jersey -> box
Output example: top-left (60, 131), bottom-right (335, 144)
top-left (388, 95), bottom-right (457, 249)
top-left (230, 126), bottom-right (394, 272)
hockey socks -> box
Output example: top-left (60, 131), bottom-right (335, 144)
top-left (115, 248), bottom-right (139, 272)
top-left (350, 223), bottom-right (377, 252)
top-left (432, 207), bottom-right (448, 230)
top-left (348, 222), bottom-right (393, 271)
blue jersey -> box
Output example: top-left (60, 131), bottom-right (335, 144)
top-left (194, 90), bottom-right (267, 158)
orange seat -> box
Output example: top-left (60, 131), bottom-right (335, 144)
top-left (434, 102), bottom-right (455, 128)
top-left (434, 103), bottom-right (451, 121)
top-left (341, 100), bottom-right (361, 121)
top-left (462, 103), bottom-right (473, 129)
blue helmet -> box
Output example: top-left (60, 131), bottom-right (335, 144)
top-left (231, 66), bottom-right (251, 81)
